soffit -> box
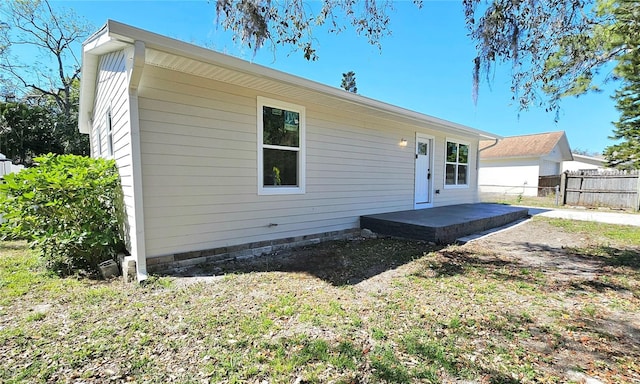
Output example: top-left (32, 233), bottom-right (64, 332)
top-left (143, 48), bottom-right (489, 138)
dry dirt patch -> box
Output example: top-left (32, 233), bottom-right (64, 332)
top-left (465, 218), bottom-right (611, 280)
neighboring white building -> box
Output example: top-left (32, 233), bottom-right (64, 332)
top-left (78, 21), bottom-right (499, 281)
top-left (478, 131), bottom-right (573, 196)
top-left (0, 153), bottom-right (23, 223)
top-left (562, 153), bottom-right (607, 172)
top-left (0, 153), bottom-right (23, 178)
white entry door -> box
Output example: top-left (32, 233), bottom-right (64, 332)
top-left (414, 134), bottom-right (432, 208)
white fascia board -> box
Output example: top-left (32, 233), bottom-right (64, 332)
top-left (78, 25), bottom-right (113, 134)
top-left (572, 154), bottom-right (606, 164)
top-left (78, 23), bottom-right (129, 134)
top-left (558, 134), bottom-right (574, 161)
top-left (78, 45), bottom-right (101, 134)
top-left (103, 20), bottom-right (501, 141)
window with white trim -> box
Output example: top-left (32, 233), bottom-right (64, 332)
top-left (106, 110), bottom-right (113, 157)
top-left (445, 140), bottom-right (469, 186)
top-left (257, 97), bottom-right (306, 195)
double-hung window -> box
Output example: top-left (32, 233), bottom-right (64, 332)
top-left (257, 97), bottom-right (306, 195)
top-left (445, 140), bottom-right (469, 187)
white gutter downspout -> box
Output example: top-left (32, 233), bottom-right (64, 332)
top-left (125, 40), bottom-right (148, 282)
top-left (477, 138), bottom-right (500, 170)
top-left (476, 138), bottom-right (500, 203)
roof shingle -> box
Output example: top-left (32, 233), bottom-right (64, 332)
top-left (480, 131), bottom-right (567, 159)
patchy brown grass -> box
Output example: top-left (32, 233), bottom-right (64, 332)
top-left (1, 218), bottom-right (639, 383)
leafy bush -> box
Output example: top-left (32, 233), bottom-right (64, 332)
top-left (0, 154), bottom-right (125, 276)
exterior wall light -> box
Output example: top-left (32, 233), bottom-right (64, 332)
top-left (399, 138), bottom-right (408, 147)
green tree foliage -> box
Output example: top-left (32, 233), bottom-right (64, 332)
top-left (464, 0), bottom-right (621, 112)
top-left (0, 154), bottom-right (125, 276)
top-left (215, 0), bottom-right (423, 61)
top-left (0, 0), bottom-right (91, 159)
top-left (212, 1), bottom-right (611, 111)
top-left (0, 102), bottom-right (62, 164)
top-left (470, 0), bottom-right (639, 168)
top-left (341, 71), bottom-right (357, 93)
top-left (603, 1), bottom-right (640, 170)
top-left (0, 81), bottom-right (88, 165)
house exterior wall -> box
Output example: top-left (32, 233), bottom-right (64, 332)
top-left (540, 159), bottom-right (560, 176)
top-left (478, 157), bottom-right (540, 196)
top-left (91, 50), bottom-right (137, 253)
top-left (136, 65), bottom-right (480, 259)
top-left (539, 143), bottom-right (564, 176)
top-left (0, 156), bottom-right (23, 177)
top-left (562, 156), bottom-right (606, 172)
top-left (0, 155), bottom-right (23, 223)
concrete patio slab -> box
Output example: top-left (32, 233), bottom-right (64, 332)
top-left (360, 203), bottom-right (529, 244)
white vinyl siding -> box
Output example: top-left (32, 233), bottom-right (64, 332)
top-left (540, 160), bottom-right (560, 176)
top-left (478, 157), bottom-right (541, 196)
top-left (136, 65), bottom-right (481, 259)
top-left (93, 50), bottom-right (136, 250)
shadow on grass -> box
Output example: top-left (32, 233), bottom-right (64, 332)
top-left (406, 241), bottom-right (639, 306)
top-left (588, 246), bottom-right (640, 269)
top-left (166, 234), bottom-right (638, 290)
top-left (167, 237), bottom-right (444, 286)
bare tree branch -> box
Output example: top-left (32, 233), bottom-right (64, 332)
top-left (0, 0), bottom-right (91, 117)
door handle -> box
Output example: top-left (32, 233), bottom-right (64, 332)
top-left (427, 171), bottom-right (431, 180)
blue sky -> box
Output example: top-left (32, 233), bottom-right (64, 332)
top-left (58, 0), bottom-right (619, 154)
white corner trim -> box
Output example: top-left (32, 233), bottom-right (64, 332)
top-left (127, 42), bottom-right (148, 282)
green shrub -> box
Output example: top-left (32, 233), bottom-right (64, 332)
top-left (0, 154), bottom-right (125, 276)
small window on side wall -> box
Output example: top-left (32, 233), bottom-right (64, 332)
top-left (257, 97), bottom-right (305, 195)
top-left (106, 110), bottom-right (113, 157)
top-left (95, 122), bottom-right (102, 156)
top-left (445, 140), bottom-right (469, 187)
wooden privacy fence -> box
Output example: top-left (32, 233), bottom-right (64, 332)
top-left (560, 170), bottom-right (640, 210)
top-left (538, 175), bottom-right (561, 197)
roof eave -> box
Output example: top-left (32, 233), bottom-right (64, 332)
top-left (556, 132), bottom-right (574, 161)
top-left (79, 20), bottom-right (500, 140)
top-left (79, 24), bottom-right (110, 134)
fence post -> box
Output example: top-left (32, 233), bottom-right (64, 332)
top-left (560, 172), bottom-right (567, 206)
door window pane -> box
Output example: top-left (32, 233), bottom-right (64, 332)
top-left (418, 142), bottom-right (428, 156)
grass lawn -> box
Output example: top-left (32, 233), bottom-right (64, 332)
top-left (1, 217), bottom-right (639, 383)
top-left (481, 193), bottom-right (562, 209)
